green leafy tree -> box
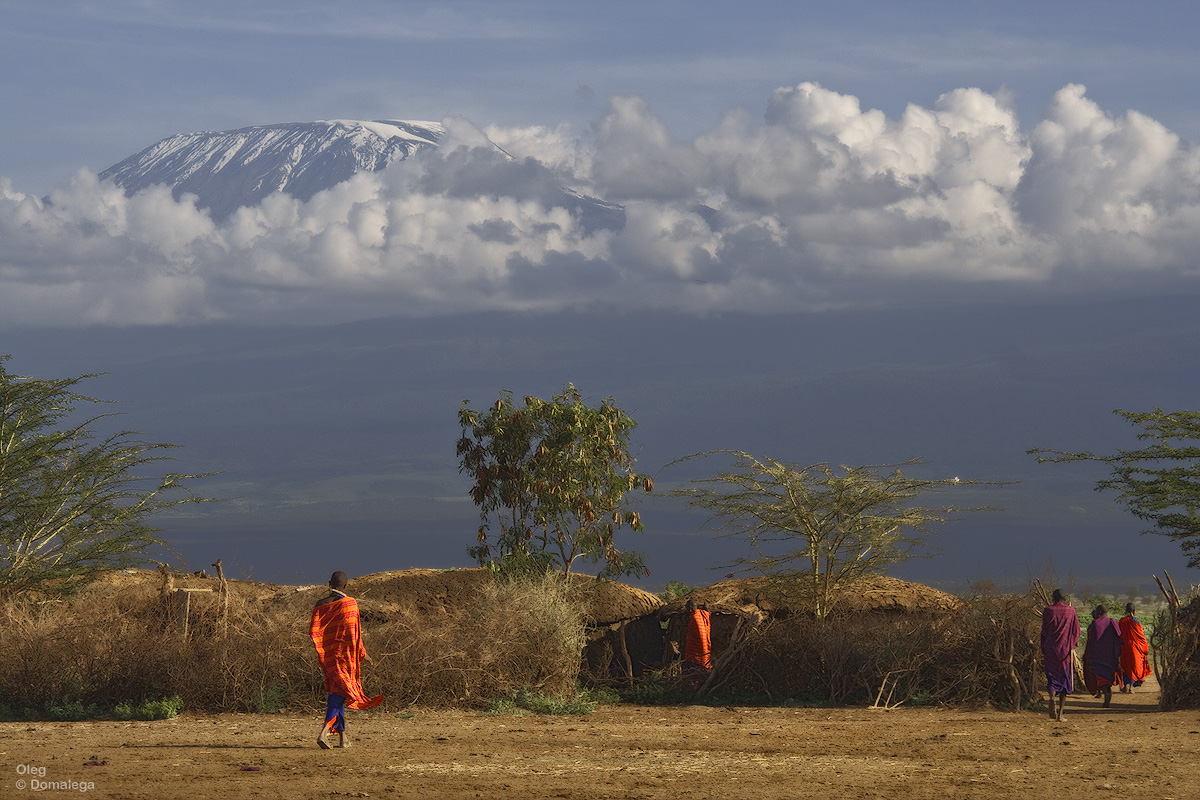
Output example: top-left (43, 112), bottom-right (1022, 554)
top-left (1029, 408), bottom-right (1200, 568)
top-left (0, 357), bottom-right (210, 598)
top-left (457, 385), bottom-right (652, 579)
top-left (671, 451), bottom-right (1000, 616)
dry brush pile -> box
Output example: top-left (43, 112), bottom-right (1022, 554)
top-left (7, 568), bottom-right (1155, 717)
top-left (0, 569), bottom-right (592, 717)
top-left (1151, 574), bottom-right (1200, 710)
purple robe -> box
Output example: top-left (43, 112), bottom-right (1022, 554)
top-left (1084, 615), bottom-right (1124, 686)
top-left (1041, 602), bottom-right (1080, 694)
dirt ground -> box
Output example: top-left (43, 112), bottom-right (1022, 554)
top-left (3, 677), bottom-right (1197, 800)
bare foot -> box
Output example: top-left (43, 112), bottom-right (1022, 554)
top-left (317, 723), bottom-right (333, 749)
top-left (338, 732), bottom-right (350, 748)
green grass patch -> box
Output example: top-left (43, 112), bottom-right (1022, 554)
top-left (485, 687), bottom-right (603, 716)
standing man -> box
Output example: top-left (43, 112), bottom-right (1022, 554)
top-left (310, 571), bottom-right (383, 748)
top-left (1040, 588), bottom-right (1080, 721)
top-left (683, 598), bottom-right (712, 671)
top-left (1084, 604), bottom-right (1124, 708)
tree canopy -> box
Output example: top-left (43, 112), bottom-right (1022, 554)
top-left (457, 385), bottom-right (652, 579)
top-left (671, 451), bottom-right (999, 616)
top-left (1030, 408), bottom-right (1200, 568)
top-left (0, 357), bottom-right (210, 598)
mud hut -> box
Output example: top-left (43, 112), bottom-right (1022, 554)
top-left (655, 575), bottom-right (962, 681)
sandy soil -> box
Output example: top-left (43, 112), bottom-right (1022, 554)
top-left (2, 678), bottom-right (1197, 800)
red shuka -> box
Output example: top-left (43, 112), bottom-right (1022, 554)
top-left (685, 608), bottom-right (712, 669)
top-left (309, 596), bottom-right (383, 709)
top-left (1118, 615), bottom-right (1152, 684)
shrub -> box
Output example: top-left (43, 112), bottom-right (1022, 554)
top-left (334, 572), bottom-right (588, 708)
top-left (114, 695), bottom-right (183, 720)
top-left (48, 698), bottom-right (105, 721)
top-left (657, 580), bottom-right (697, 602)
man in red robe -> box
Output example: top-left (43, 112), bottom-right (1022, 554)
top-left (1040, 588), bottom-right (1079, 721)
top-left (1118, 602), bottom-right (1152, 692)
top-left (310, 571), bottom-right (383, 748)
top-left (683, 599), bottom-right (712, 671)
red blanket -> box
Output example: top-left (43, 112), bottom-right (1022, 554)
top-left (310, 596), bottom-right (383, 709)
top-left (1118, 615), bottom-right (1152, 683)
top-left (685, 608), bottom-right (712, 669)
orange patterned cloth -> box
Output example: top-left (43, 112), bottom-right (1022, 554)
top-left (310, 595), bottom-right (383, 709)
top-left (684, 608), bottom-right (712, 669)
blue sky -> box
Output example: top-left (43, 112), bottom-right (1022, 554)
top-left (1, 1), bottom-right (1197, 591)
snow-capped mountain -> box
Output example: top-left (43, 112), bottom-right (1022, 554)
top-left (98, 119), bottom-right (625, 232)
top-left (99, 119), bottom-right (443, 220)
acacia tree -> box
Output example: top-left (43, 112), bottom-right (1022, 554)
top-left (672, 451), bottom-right (999, 617)
top-left (0, 357), bottom-right (210, 599)
top-left (456, 385), bottom-right (652, 579)
top-left (1029, 408), bottom-right (1200, 568)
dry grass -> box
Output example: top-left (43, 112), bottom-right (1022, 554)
top-left (0, 584), bottom-right (317, 715)
top-left (0, 572), bottom-right (588, 716)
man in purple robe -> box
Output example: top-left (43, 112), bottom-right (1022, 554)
top-left (1084, 605), bottom-right (1124, 708)
top-left (1040, 588), bottom-right (1080, 721)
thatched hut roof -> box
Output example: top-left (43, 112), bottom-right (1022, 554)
top-left (353, 568), bottom-right (662, 626)
top-left (70, 567), bottom-right (663, 628)
top-left (661, 575), bottom-right (961, 617)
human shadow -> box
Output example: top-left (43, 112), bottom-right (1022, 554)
top-left (1064, 681), bottom-right (1162, 716)
top-left (120, 743), bottom-right (308, 750)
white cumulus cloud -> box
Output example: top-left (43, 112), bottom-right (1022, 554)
top-left (0, 83), bottom-right (1195, 327)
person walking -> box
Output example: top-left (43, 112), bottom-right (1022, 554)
top-left (310, 571), bottom-right (383, 748)
top-left (1084, 605), bottom-right (1124, 708)
top-left (1040, 588), bottom-right (1080, 721)
top-left (1118, 602), bottom-right (1152, 692)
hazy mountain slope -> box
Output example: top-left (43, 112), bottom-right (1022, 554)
top-left (98, 118), bottom-right (625, 231)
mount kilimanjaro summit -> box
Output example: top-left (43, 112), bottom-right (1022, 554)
top-left (98, 118), bottom-right (624, 231)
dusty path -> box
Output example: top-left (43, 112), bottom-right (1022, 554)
top-left (2, 683), bottom-right (1197, 799)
